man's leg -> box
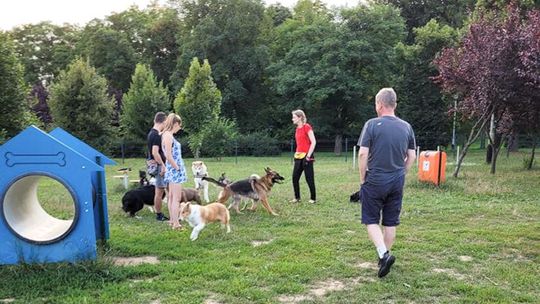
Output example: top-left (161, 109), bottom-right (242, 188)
top-left (154, 187), bottom-right (165, 213)
top-left (383, 226), bottom-right (396, 250)
top-left (367, 224), bottom-right (388, 258)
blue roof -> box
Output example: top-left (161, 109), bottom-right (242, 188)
top-left (49, 127), bottom-right (116, 166)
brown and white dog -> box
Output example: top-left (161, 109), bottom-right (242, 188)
top-left (179, 202), bottom-right (231, 241)
top-left (203, 167), bottom-right (285, 216)
top-left (192, 161), bottom-right (210, 203)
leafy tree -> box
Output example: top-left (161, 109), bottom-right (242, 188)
top-left (120, 63), bottom-right (170, 141)
top-left (28, 82), bottom-right (52, 127)
top-left (171, 0), bottom-right (270, 133)
top-left (174, 57), bottom-right (222, 156)
top-left (395, 20), bottom-right (459, 149)
top-left (376, 0), bottom-right (476, 42)
top-left (265, 3), bottom-right (293, 26)
top-left (269, 3), bottom-right (406, 153)
top-left (49, 58), bottom-right (115, 151)
top-left (79, 25), bottom-right (137, 92)
top-left (434, 4), bottom-right (540, 176)
top-left (0, 32), bottom-right (28, 138)
top-left (9, 22), bottom-right (80, 84)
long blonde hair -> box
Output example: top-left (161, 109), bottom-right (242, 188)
top-left (292, 109), bottom-right (307, 123)
top-left (162, 113), bottom-right (182, 132)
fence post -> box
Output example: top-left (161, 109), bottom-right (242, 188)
top-left (352, 145), bottom-right (356, 169)
top-left (416, 146), bottom-right (420, 167)
top-left (345, 138), bottom-right (348, 162)
top-left (121, 140), bottom-right (125, 164)
top-left (235, 141), bottom-right (238, 165)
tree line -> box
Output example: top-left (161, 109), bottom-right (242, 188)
top-left (0, 0), bottom-right (538, 175)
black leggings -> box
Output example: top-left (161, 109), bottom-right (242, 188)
top-left (292, 158), bottom-right (316, 201)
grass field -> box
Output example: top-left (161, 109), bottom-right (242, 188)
top-left (0, 150), bottom-right (539, 303)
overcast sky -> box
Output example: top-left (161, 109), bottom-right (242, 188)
top-left (0, 0), bottom-right (360, 31)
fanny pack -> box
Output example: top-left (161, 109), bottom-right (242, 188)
top-left (146, 159), bottom-right (159, 177)
top-left (294, 152), bottom-right (306, 159)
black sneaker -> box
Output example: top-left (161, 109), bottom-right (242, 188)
top-left (378, 252), bottom-right (396, 278)
top-left (156, 213), bottom-right (169, 221)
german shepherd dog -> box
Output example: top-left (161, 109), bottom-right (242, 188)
top-left (203, 167), bottom-right (284, 216)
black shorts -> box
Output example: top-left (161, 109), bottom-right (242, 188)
top-left (360, 175), bottom-right (405, 226)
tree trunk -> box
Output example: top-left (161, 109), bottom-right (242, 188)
top-left (486, 143), bottom-right (493, 164)
top-left (453, 109), bottom-right (493, 178)
top-left (334, 134), bottom-right (342, 156)
top-left (489, 133), bottom-right (504, 174)
top-left (528, 137), bottom-right (537, 170)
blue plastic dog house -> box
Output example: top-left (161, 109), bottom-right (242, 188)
top-left (0, 126), bottom-right (115, 265)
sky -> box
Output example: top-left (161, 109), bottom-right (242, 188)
top-left (0, 0), bottom-right (360, 31)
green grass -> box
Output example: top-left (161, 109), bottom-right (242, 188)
top-left (1, 150), bottom-right (539, 303)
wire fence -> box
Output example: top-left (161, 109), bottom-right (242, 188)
top-left (112, 134), bottom-right (539, 165)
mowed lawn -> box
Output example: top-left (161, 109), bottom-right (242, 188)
top-left (0, 150), bottom-right (539, 303)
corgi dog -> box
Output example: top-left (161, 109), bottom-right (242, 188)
top-left (179, 202), bottom-right (231, 241)
top-left (192, 161), bottom-right (210, 203)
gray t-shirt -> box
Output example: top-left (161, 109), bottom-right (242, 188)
top-left (358, 116), bottom-right (416, 185)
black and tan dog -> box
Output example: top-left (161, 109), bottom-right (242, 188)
top-left (203, 167), bottom-right (284, 216)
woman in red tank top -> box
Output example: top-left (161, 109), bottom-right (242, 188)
top-left (291, 109), bottom-right (317, 203)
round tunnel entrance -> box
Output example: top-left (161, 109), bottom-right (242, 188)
top-left (1, 174), bottom-right (79, 244)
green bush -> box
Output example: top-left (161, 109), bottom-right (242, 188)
top-left (198, 118), bottom-right (238, 159)
top-left (236, 132), bottom-right (282, 156)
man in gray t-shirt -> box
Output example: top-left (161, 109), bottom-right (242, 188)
top-left (357, 88), bottom-right (416, 278)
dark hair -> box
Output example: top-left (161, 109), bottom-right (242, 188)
top-left (154, 112), bottom-right (166, 123)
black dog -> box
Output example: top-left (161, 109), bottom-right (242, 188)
top-left (350, 190), bottom-right (361, 203)
top-left (121, 185), bottom-right (164, 217)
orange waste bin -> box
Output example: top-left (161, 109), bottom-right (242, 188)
top-left (418, 151), bottom-right (446, 186)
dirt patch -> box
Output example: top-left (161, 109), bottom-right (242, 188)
top-left (345, 230), bottom-right (356, 234)
top-left (279, 278), bottom-right (358, 303)
top-left (149, 300), bottom-right (160, 304)
top-left (111, 256), bottom-right (160, 266)
top-left (0, 299), bottom-right (15, 303)
top-left (433, 268), bottom-right (466, 280)
top-left (278, 294), bottom-right (311, 304)
top-left (356, 262), bottom-right (378, 270)
top-left (459, 255), bottom-right (473, 262)
top-left (310, 279), bottom-right (345, 297)
top-left (251, 239), bottom-right (273, 247)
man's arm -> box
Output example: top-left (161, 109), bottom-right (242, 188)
top-left (404, 149), bottom-right (416, 174)
top-left (152, 145), bottom-right (164, 166)
top-left (358, 146), bottom-right (369, 184)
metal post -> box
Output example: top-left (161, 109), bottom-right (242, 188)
top-left (345, 138), bottom-right (348, 162)
top-left (352, 145), bottom-right (357, 169)
top-left (235, 141), bottom-right (238, 165)
top-left (121, 141), bottom-right (125, 164)
top-left (416, 146), bottom-right (420, 166)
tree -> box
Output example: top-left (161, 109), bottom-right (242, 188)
top-left (49, 58), bottom-right (115, 151)
top-left (120, 64), bottom-right (170, 141)
top-left (395, 20), bottom-right (459, 149)
top-left (376, 0), bottom-right (476, 42)
top-left (434, 4), bottom-right (540, 176)
top-left (79, 25), bottom-right (137, 92)
top-left (265, 3), bottom-right (293, 26)
top-left (10, 22), bottom-right (80, 85)
top-left (174, 58), bottom-right (222, 157)
top-left (0, 32), bottom-right (28, 138)
top-left (171, 0), bottom-right (270, 133)
top-left (269, 3), bottom-right (406, 153)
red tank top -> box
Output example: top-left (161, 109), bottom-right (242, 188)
top-left (295, 123), bottom-right (312, 153)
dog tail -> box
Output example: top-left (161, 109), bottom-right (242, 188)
top-left (202, 176), bottom-right (227, 188)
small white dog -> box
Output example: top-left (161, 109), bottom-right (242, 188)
top-left (192, 161), bottom-right (209, 203)
top-left (179, 202), bottom-right (231, 241)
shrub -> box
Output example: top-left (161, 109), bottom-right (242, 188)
top-left (236, 132), bottom-right (281, 156)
